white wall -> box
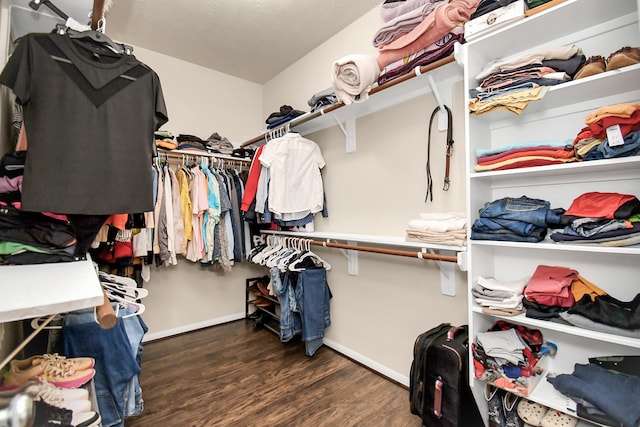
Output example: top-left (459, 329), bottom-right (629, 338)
top-left (261, 6), bottom-right (469, 384)
top-left (132, 46), bottom-right (264, 143)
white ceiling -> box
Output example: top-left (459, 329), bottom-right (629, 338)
top-left (103, 0), bottom-right (382, 84)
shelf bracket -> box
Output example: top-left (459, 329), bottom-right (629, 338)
top-left (332, 239), bottom-right (358, 275)
top-left (426, 73), bottom-right (449, 131)
top-left (334, 116), bottom-right (356, 153)
top-left (424, 248), bottom-right (456, 297)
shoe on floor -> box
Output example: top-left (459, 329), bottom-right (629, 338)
top-left (606, 46), bottom-right (640, 71)
top-left (574, 55), bottom-right (606, 79)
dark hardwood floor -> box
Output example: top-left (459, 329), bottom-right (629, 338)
top-left (125, 319), bottom-right (422, 427)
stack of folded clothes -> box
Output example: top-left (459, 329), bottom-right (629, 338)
top-left (374, 0), bottom-right (476, 84)
top-left (405, 211), bottom-right (467, 246)
top-left (265, 105), bottom-right (306, 129)
top-left (522, 265), bottom-right (606, 321)
top-left (469, 44), bottom-right (585, 115)
top-left (548, 362), bottom-right (640, 427)
top-left (154, 130), bottom-right (177, 150)
top-left (307, 88), bottom-right (339, 112)
top-left (471, 195), bottom-right (563, 243)
top-left (473, 276), bottom-right (529, 316)
top-left (561, 291), bottom-right (640, 339)
top-left (176, 134), bottom-right (209, 152)
top-left (206, 132), bottom-right (234, 155)
top-left (550, 192), bottom-right (640, 247)
top-left (573, 102), bottom-right (640, 161)
top-left (0, 151), bottom-right (77, 264)
top-left (474, 140), bottom-right (575, 172)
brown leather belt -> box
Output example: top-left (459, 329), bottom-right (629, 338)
top-left (425, 104), bottom-right (454, 202)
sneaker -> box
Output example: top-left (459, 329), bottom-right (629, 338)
top-left (503, 392), bottom-right (523, 427)
top-left (72, 410), bottom-right (101, 427)
top-left (33, 399), bottom-right (100, 427)
top-left (33, 399), bottom-right (73, 425)
top-left (1, 354), bottom-right (96, 390)
top-left (485, 384), bottom-right (506, 427)
top-left (26, 379), bottom-right (91, 412)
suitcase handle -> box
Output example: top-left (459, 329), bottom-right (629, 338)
top-left (433, 378), bottom-right (443, 418)
top-left (446, 326), bottom-right (464, 341)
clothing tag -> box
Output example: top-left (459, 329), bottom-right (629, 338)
top-left (606, 124), bottom-right (625, 147)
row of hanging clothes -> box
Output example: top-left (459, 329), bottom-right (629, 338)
top-left (248, 235), bottom-right (332, 357)
top-left (27, 269), bottom-right (147, 427)
top-left (90, 151), bottom-right (251, 275)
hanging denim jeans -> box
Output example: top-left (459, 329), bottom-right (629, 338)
top-left (63, 307), bottom-right (141, 427)
top-left (294, 267), bottom-right (331, 356)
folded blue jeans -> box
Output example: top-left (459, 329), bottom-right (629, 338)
top-left (548, 363), bottom-right (640, 427)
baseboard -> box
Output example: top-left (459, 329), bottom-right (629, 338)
top-left (142, 313), bottom-right (246, 343)
top-left (323, 338), bottom-right (409, 388)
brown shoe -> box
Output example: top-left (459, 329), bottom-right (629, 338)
top-left (252, 296), bottom-right (273, 308)
top-left (606, 46), bottom-right (640, 71)
top-left (257, 282), bottom-right (270, 296)
top-left (574, 55), bottom-right (606, 79)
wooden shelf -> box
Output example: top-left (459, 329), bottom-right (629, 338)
top-left (240, 55), bottom-right (461, 147)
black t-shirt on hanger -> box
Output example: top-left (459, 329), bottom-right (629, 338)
top-left (0, 32), bottom-right (168, 215)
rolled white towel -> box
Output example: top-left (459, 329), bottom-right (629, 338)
top-left (332, 54), bottom-right (380, 105)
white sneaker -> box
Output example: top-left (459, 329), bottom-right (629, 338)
top-left (62, 398), bottom-right (92, 413)
top-left (26, 378), bottom-right (90, 409)
top-left (72, 410), bottom-right (101, 427)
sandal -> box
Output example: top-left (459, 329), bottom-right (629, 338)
top-left (540, 408), bottom-right (578, 427)
top-left (517, 399), bottom-right (548, 426)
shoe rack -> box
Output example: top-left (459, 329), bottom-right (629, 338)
top-left (245, 276), bottom-right (280, 336)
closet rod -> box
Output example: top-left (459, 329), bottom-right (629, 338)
top-left (240, 54), bottom-right (456, 148)
top-left (158, 149), bottom-right (251, 163)
top-left (298, 237), bottom-right (458, 263)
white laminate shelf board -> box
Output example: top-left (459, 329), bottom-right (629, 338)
top-left (469, 239), bottom-right (640, 255)
top-left (0, 258), bottom-right (104, 323)
top-left (469, 157), bottom-right (640, 184)
top-left (472, 306), bottom-right (640, 348)
top-left (261, 230), bottom-right (466, 253)
top-left (466, 0), bottom-right (638, 58)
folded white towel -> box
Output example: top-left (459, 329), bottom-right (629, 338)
top-left (332, 54), bottom-right (380, 105)
top-left (408, 218), bottom-right (466, 232)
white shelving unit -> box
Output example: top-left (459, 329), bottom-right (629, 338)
top-left (460, 0), bottom-right (640, 425)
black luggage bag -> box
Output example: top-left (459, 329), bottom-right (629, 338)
top-left (410, 323), bottom-right (484, 427)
